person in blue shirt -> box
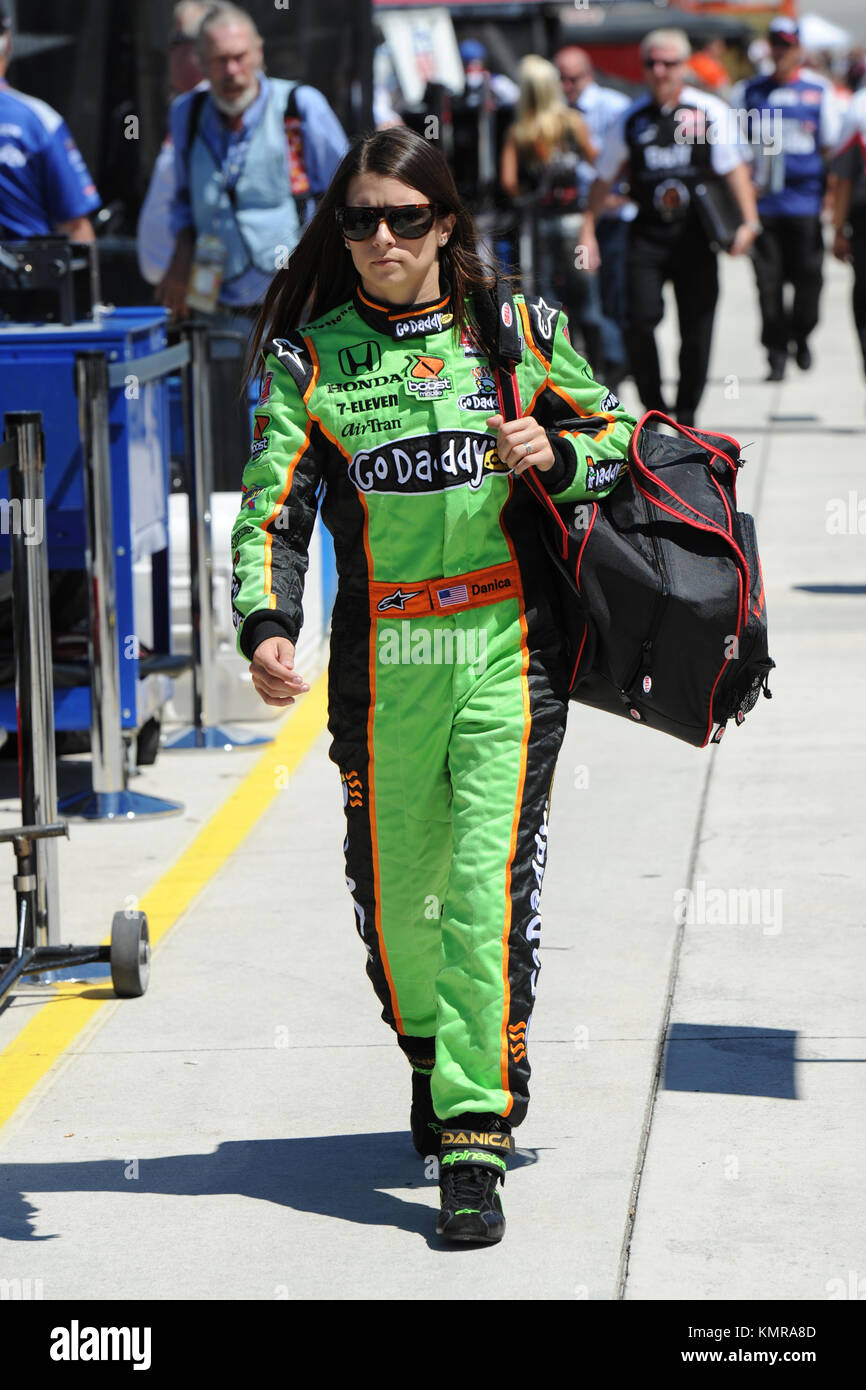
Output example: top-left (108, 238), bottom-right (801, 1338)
top-left (156, 1), bottom-right (349, 319)
top-left (0, 7), bottom-right (101, 242)
top-left (739, 17), bottom-right (842, 380)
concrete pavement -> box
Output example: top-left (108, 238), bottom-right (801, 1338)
top-left (0, 247), bottom-right (863, 1302)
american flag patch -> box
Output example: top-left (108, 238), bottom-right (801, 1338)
top-left (436, 583), bottom-right (468, 608)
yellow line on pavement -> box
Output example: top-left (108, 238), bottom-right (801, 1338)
top-left (0, 678), bottom-right (328, 1133)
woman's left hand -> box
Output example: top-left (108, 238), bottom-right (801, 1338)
top-left (486, 414), bottom-right (555, 476)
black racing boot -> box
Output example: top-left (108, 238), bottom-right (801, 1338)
top-left (436, 1114), bottom-right (514, 1245)
top-left (409, 1065), bottom-right (442, 1157)
top-left (765, 350), bottom-right (786, 382)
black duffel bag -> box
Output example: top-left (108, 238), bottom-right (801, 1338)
top-left (520, 409), bottom-right (775, 748)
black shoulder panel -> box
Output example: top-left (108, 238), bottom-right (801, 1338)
top-left (264, 335), bottom-right (314, 396)
top-left (522, 295), bottom-right (562, 363)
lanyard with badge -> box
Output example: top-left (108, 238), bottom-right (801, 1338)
top-left (186, 111), bottom-right (258, 312)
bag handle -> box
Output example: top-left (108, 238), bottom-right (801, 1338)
top-left (630, 412), bottom-right (753, 625)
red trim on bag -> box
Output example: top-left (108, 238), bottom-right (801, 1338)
top-left (633, 478), bottom-right (752, 604)
top-left (520, 466), bottom-right (571, 559)
top-left (569, 621), bottom-right (590, 690)
top-left (629, 425), bottom-right (753, 611)
top-left (666, 415), bottom-right (742, 469)
top-left (573, 503), bottom-right (598, 591)
top-left (710, 474), bottom-right (733, 535)
top-left (705, 600), bottom-right (743, 747)
top-left (637, 410), bottom-right (741, 477)
top-left (630, 419), bottom-right (720, 530)
top-left (495, 364), bottom-right (523, 423)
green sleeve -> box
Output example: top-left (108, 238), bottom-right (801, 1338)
top-left (230, 351), bottom-right (323, 660)
top-left (524, 309), bottom-right (636, 505)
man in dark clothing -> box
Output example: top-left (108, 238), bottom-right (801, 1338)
top-left (578, 28), bottom-right (760, 427)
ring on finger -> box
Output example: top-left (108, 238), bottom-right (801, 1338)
top-left (524, 441), bottom-right (532, 456)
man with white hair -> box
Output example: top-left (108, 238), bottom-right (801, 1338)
top-left (578, 28), bottom-right (760, 427)
top-left (0, 2), bottom-right (101, 243)
top-left (157, 1), bottom-right (348, 319)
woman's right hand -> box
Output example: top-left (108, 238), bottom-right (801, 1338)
top-left (249, 636), bottom-right (310, 707)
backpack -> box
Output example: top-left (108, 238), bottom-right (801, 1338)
top-left (494, 327), bottom-right (775, 747)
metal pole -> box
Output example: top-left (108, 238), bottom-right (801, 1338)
top-left (59, 352), bottom-right (182, 819)
top-left (80, 352), bottom-right (125, 792)
top-left (190, 322), bottom-right (216, 731)
top-left (163, 321), bottom-right (269, 750)
top-left (5, 412), bottom-right (60, 945)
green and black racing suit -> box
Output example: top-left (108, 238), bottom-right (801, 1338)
top-left (230, 284), bottom-right (635, 1126)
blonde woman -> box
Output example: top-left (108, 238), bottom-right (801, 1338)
top-left (501, 55), bottom-right (602, 363)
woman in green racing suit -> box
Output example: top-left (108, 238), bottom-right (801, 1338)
top-left (230, 126), bottom-right (635, 1245)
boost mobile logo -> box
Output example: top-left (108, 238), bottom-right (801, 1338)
top-left (404, 354), bottom-right (452, 399)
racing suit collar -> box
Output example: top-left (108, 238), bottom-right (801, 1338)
top-left (353, 281), bottom-right (455, 340)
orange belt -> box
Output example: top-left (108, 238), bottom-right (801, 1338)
top-left (369, 561), bottom-right (522, 619)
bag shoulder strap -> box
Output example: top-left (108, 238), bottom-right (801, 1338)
top-left (184, 88), bottom-right (210, 165)
top-left (282, 80), bottom-right (300, 119)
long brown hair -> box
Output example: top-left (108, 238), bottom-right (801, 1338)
top-left (244, 126), bottom-right (503, 388)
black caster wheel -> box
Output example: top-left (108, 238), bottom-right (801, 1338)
top-left (135, 717), bottom-right (161, 767)
top-left (110, 910), bottom-right (150, 997)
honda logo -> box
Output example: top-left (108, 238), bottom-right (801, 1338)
top-left (339, 341), bottom-right (382, 376)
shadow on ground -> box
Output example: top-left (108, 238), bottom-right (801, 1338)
top-left (0, 1133), bottom-right (539, 1248)
top-left (663, 1023), bottom-right (798, 1098)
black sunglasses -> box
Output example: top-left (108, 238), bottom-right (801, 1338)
top-left (643, 57), bottom-right (684, 70)
top-left (336, 204), bottom-right (438, 242)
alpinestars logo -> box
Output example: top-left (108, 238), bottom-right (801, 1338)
top-left (532, 298), bottom-right (558, 340)
top-left (271, 338), bottom-right (306, 375)
top-left (376, 587), bottom-right (424, 612)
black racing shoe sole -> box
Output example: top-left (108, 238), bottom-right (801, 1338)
top-left (436, 1199), bottom-right (505, 1245)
